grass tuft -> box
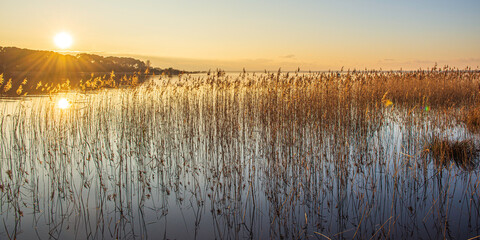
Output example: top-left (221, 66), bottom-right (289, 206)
top-left (424, 136), bottom-right (479, 171)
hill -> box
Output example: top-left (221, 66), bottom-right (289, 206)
top-left (0, 46), bottom-right (191, 96)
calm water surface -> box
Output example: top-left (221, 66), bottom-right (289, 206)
top-left (0, 75), bottom-right (479, 239)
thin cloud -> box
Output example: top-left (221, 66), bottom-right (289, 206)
top-left (281, 54), bottom-right (296, 59)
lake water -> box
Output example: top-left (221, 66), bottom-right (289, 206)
top-left (0, 72), bottom-right (479, 239)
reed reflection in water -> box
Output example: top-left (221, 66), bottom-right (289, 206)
top-left (0, 70), bottom-right (479, 239)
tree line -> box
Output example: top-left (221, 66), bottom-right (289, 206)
top-left (0, 46), bottom-right (188, 75)
top-left (0, 46), bottom-right (193, 96)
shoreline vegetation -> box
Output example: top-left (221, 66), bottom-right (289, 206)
top-left (0, 64), bottom-right (480, 238)
top-left (1, 45), bottom-right (480, 238)
top-left (0, 46), bottom-right (200, 96)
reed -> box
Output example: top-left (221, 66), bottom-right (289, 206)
top-left (465, 105), bottom-right (480, 133)
top-left (424, 135), bottom-right (479, 171)
top-left (0, 67), bottom-right (479, 239)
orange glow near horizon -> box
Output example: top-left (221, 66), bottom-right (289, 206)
top-left (1, 1), bottom-right (478, 71)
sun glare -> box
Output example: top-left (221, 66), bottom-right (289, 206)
top-left (57, 98), bottom-right (71, 109)
top-left (54, 32), bottom-right (73, 49)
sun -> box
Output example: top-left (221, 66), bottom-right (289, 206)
top-left (54, 32), bottom-right (73, 49)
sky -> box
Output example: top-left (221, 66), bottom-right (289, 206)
top-left (1, 0), bottom-right (479, 71)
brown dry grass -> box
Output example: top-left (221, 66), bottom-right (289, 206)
top-left (424, 136), bottom-right (478, 171)
top-left (1, 66), bottom-right (480, 239)
top-left (465, 105), bottom-right (480, 133)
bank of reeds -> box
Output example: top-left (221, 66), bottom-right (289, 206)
top-left (465, 105), bottom-right (480, 133)
top-left (0, 67), bottom-right (479, 239)
top-left (424, 136), bottom-right (479, 171)
top-left (0, 71), bottom-right (145, 97)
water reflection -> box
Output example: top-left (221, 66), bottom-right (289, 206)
top-left (57, 97), bottom-right (71, 109)
top-left (0, 80), bottom-right (479, 239)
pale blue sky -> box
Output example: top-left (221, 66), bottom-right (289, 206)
top-left (1, 0), bottom-right (479, 70)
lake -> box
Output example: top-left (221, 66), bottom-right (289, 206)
top-left (1, 71), bottom-right (479, 239)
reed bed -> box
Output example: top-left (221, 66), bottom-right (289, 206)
top-left (0, 68), bottom-right (479, 239)
top-left (424, 136), bottom-right (478, 171)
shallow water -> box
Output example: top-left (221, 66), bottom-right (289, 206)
top-left (0, 80), bottom-right (479, 239)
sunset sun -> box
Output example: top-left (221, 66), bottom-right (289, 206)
top-left (54, 32), bottom-right (73, 49)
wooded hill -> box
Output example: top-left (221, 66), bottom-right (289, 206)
top-left (0, 46), bottom-right (192, 96)
top-left (0, 46), bottom-right (187, 76)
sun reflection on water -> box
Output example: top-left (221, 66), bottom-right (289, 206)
top-left (57, 98), bottom-right (71, 109)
